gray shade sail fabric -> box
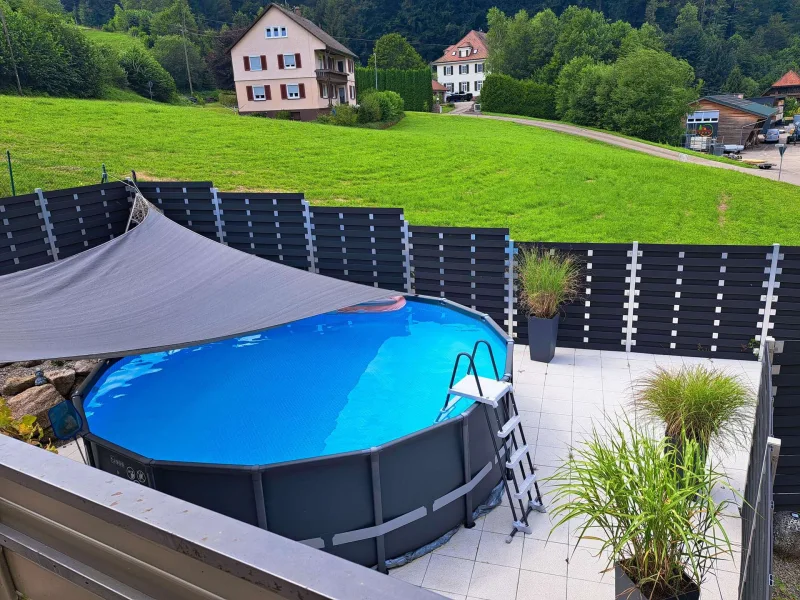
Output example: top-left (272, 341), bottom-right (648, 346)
top-left (0, 205), bottom-right (393, 362)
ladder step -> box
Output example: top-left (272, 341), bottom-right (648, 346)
top-left (505, 445), bottom-right (529, 469)
top-left (448, 376), bottom-right (512, 408)
top-left (513, 473), bottom-right (537, 500)
top-left (497, 415), bottom-right (520, 439)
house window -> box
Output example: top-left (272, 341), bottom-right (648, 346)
top-left (459, 48), bottom-right (469, 57)
top-left (321, 84), bottom-right (329, 99)
top-left (460, 81), bottom-right (470, 93)
top-left (265, 26), bottom-right (287, 38)
top-left (475, 81), bottom-right (482, 92)
top-left (446, 83), bottom-right (454, 93)
top-left (249, 55), bottom-right (263, 71)
top-left (443, 65), bottom-right (453, 76)
top-left (283, 54), bottom-right (296, 69)
top-left (459, 64), bottom-right (469, 75)
top-left (253, 85), bottom-right (266, 101)
top-left (337, 60), bottom-right (345, 73)
top-left (287, 84), bottom-right (300, 99)
top-left (475, 63), bottom-right (484, 73)
top-left (349, 85), bottom-right (355, 100)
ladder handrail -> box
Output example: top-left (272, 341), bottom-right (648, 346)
top-left (438, 352), bottom-right (483, 417)
top-left (468, 340), bottom-right (500, 380)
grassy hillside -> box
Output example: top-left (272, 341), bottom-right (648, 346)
top-left (79, 28), bottom-right (146, 53)
top-left (1, 95), bottom-right (797, 244)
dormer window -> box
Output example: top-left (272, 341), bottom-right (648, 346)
top-left (458, 46), bottom-right (471, 57)
top-left (265, 26), bottom-right (288, 38)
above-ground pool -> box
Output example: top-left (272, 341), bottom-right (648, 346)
top-left (79, 296), bottom-right (514, 569)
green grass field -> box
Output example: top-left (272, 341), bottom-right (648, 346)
top-left (1, 95), bottom-right (797, 244)
top-left (79, 28), bottom-right (146, 53)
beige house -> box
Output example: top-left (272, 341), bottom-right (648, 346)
top-left (229, 3), bottom-right (357, 121)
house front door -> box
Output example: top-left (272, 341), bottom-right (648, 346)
top-left (338, 87), bottom-right (346, 104)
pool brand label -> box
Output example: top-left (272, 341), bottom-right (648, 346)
top-left (101, 451), bottom-right (151, 487)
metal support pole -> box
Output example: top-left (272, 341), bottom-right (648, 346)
top-left (252, 471), bottom-right (268, 531)
top-left (624, 241), bottom-right (639, 353)
top-left (506, 238), bottom-right (515, 337)
top-left (101, 163), bottom-right (108, 184)
top-left (461, 417), bottom-right (475, 528)
top-left (759, 243), bottom-right (780, 359)
top-left (370, 449), bottom-right (387, 574)
top-left (36, 188), bottom-right (58, 261)
top-left (401, 215), bottom-right (412, 294)
top-left (210, 187), bottom-right (225, 244)
top-left (302, 199), bottom-right (316, 273)
top-left (5, 151), bottom-right (14, 196)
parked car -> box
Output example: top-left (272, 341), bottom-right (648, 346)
top-left (446, 92), bottom-right (473, 102)
top-left (765, 128), bottom-right (781, 143)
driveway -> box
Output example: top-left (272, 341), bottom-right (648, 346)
top-left (740, 134), bottom-right (799, 183)
top-left (458, 113), bottom-right (800, 186)
top-left (449, 101), bottom-right (475, 115)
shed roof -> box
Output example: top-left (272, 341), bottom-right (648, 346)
top-left (229, 3), bottom-right (357, 58)
top-left (696, 95), bottom-right (777, 118)
top-left (432, 80), bottom-right (447, 91)
top-left (432, 30), bottom-right (487, 64)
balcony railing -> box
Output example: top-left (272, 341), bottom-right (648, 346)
top-left (315, 68), bottom-right (349, 83)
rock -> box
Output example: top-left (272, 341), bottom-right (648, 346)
top-left (19, 360), bottom-right (43, 368)
top-left (8, 384), bottom-right (65, 428)
top-left (44, 368), bottom-right (76, 397)
top-left (0, 362), bottom-right (12, 368)
top-left (2, 374), bottom-right (36, 397)
top-left (72, 360), bottom-right (98, 376)
top-left (774, 511), bottom-right (800, 558)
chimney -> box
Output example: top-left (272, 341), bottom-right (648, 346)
top-left (294, 6), bottom-right (302, 15)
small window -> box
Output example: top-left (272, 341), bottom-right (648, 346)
top-left (446, 83), bottom-right (454, 93)
top-left (475, 63), bottom-right (484, 73)
top-left (444, 65), bottom-right (453, 76)
top-left (337, 60), bottom-right (345, 72)
top-left (265, 26), bottom-right (287, 38)
top-left (350, 85), bottom-right (355, 100)
top-left (475, 81), bottom-right (482, 92)
top-left (321, 84), bottom-right (328, 99)
top-left (459, 64), bottom-right (469, 75)
top-left (280, 26), bottom-right (287, 37)
top-left (253, 86), bottom-right (266, 101)
top-left (249, 55), bottom-right (263, 71)
top-left (287, 84), bottom-right (300, 99)
top-left (283, 54), bottom-right (296, 69)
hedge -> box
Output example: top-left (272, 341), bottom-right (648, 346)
top-left (355, 67), bottom-right (432, 112)
top-left (479, 73), bottom-right (556, 120)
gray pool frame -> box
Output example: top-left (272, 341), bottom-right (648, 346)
top-left (74, 295), bottom-right (515, 571)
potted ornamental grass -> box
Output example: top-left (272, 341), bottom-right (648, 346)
top-left (633, 366), bottom-right (754, 457)
top-left (548, 418), bottom-right (734, 600)
top-left (518, 248), bottom-right (581, 362)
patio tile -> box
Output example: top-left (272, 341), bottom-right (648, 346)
top-left (600, 350), bottom-right (628, 359)
top-left (468, 562), bottom-right (520, 600)
top-left (540, 398), bottom-right (572, 416)
top-left (567, 547), bottom-right (611, 583)
top-left (536, 428), bottom-right (572, 449)
top-left (546, 364), bottom-right (575, 377)
top-left (422, 555), bottom-right (475, 595)
top-left (571, 401), bottom-right (603, 419)
top-left (706, 567), bottom-right (739, 599)
top-left (516, 570), bottom-right (567, 600)
top-left (566, 579), bottom-right (614, 600)
top-left (601, 358), bottom-right (630, 370)
top-left (513, 382), bottom-right (544, 399)
top-left (524, 514), bottom-right (569, 544)
top-left (476, 531), bottom-right (524, 568)
top-left (431, 593), bottom-right (466, 600)
top-left (515, 395), bottom-right (542, 413)
top-left (572, 389), bottom-right (603, 405)
top-left (520, 538), bottom-right (568, 576)
top-left (601, 378), bottom-right (632, 393)
top-left (542, 386), bottom-right (573, 402)
top-left (571, 377), bottom-right (603, 391)
top-left (517, 410), bottom-right (540, 429)
top-left (435, 526), bottom-right (483, 561)
top-left (539, 413), bottom-right (572, 432)
top-left (481, 505), bottom-right (517, 535)
top-left (389, 552), bottom-right (431, 586)
top-left (574, 348), bottom-right (601, 356)
top-left (573, 356), bottom-right (602, 368)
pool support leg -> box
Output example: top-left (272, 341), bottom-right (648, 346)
top-left (461, 417), bottom-right (475, 529)
top-left (370, 449), bottom-right (388, 574)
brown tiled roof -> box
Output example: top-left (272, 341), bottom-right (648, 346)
top-left (432, 30), bottom-right (487, 64)
top-left (771, 70), bottom-right (800, 88)
top-left (432, 80), bottom-right (447, 91)
top-left (228, 3), bottom-right (357, 57)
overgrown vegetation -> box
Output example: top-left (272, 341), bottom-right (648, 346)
top-left (0, 397), bottom-right (54, 451)
top-left (3, 96), bottom-right (800, 245)
top-left (318, 90), bottom-right (404, 126)
top-left (517, 248), bottom-right (581, 318)
top-left (549, 419), bottom-right (734, 600)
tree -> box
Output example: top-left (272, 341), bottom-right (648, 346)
top-left (555, 55), bottom-right (613, 126)
top-left (119, 43), bottom-right (177, 101)
top-left (151, 33), bottom-right (208, 91)
top-left (150, 0), bottom-right (197, 37)
top-left (206, 24), bottom-right (237, 89)
top-left (722, 65), bottom-right (760, 96)
top-left (668, 4), bottom-right (706, 70)
top-left (367, 33), bottom-right (426, 70)
top-left (606, 48), bottom-right (698, 143)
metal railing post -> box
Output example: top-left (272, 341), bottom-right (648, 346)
top-left (302, 199), bottom-right (315, 273)
top-left (506, 238), bottom-right (515, 337)
top-left (759, 243), bottom-right (780, 359)
top-left (401, 215), bottom-right (412, 294)
top-left (624, 241), bottom-right (640, 353)
top-left (210, 187), bottom-right (225, 244)
top-left (35, 188), bottom-right (58, 262)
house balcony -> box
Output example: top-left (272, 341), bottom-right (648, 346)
top-left (315, 68), bottom-right (349, 84)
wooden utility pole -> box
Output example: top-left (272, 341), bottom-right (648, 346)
top-left (180, 5), bottom-right (194, 97)
top-left (0, 5), bottom-right (22, 95)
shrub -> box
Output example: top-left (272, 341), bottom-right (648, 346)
top-left (518, 248), bottom-right (581, 319)
top-left (358, 94), bottom-right (382, 123)
top-left (633, 366), bottom-right (754, 452)
top-left (273, 110), bottom-right (291, 120)
top-left (218, 91), bottom-right (237, 107)
top-left (480, 73), bottom-right (556, 119)
top-left (549, 419), bottom-right (734, 599)
top-left (382, 90), bottom-right (405, 119)
top-left (330, 104), bottom-right (358, 126)
top-left (119, 44), bottom-right (177, 102)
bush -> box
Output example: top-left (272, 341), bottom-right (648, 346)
top-left (119, 44), bottom-right (177, 102)
top-left (480, 73), bottom-right (556, 119)
top-left (330, 104), bottom-right (358, 126)
top-left (358, 94), bottom-right (381, 123)
top-left (383, 90), bottom-right (404, 119)
top-left (555, 56), bottom-right (613, 126)
top-left (273, 110), bottom-right (291, 120)
top-left (218, 91), bottom-right (237, 107)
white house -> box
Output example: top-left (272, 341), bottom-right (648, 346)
top-left (431, 30), bottom-right (487, 98)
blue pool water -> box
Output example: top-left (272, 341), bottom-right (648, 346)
top-left (84, 299), bottom-right (508, 466)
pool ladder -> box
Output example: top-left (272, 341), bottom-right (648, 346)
top-left (439, 341), bottom-right (546, 543)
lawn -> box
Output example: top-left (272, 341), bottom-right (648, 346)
top-left (1, 95), bottom-right (798, 244)
top-left (79, 28), bottom-right (146, 53)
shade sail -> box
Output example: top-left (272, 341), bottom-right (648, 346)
top-left (0, 204), bottom-right (393, 362)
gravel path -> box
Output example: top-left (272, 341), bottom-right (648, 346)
top-left (457, 113), bottom-right (800, 187)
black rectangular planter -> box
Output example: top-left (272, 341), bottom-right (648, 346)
top-left (528, 315), bottom-right (559, 362)
top-left (615, 563), bottom-right (700, 600)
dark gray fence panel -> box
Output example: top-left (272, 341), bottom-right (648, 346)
top-left (772, 247), bottom-right (800, 341)
top-left (514, 242), bottom-right (630, 350)
top-left (772, 340), bottom-right (800, 510)
top-left (310, 207), bottom-right (409, 292)
top-left (409, 226), bottom-right (510, 332)
top-left (739, 354), bottom-right (774, 600)
top-left (0, 192), bottom-right (52, 275)
top-left (135, 181), bottom-right (219, 241)
top-left (42, 182), bottom-right (132, 259)
top-left (636, 244), bottom-right (768, 360)
top-left (217, 192), bottom-right (311, 271)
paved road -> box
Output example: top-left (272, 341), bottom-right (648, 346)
top-left (457, 113), bottom-right (800, 186)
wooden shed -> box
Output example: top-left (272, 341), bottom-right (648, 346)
top-left (687, 95), bottom-right (776, 147)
